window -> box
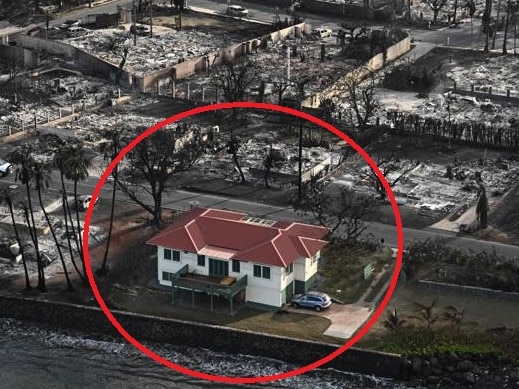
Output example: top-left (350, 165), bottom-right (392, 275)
top-left (162, 271), bottom-right (172, 281)
top-left (232, 259), bottom-right (240, 273)
top-left (164, 248), bottom-right (171, 260)
top-left (164, 249), bottom-right (180, 261)
top-left (197, 254), bottom-right (206, 267)
top-left (253, 264), bottom-right (270, 279)
top-left (286, 263), bottom-right (293, 275)
top-left (253, 264), bottom-right (262, 278)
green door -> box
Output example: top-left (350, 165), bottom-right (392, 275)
top-left (209, 259), bottom-right (229, 278)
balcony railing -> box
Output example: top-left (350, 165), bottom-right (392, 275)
top-left (171, 264), bottom-right (247, 298)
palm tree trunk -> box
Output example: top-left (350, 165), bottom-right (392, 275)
top-left (37, 184), bottom-right (74, 292)
top-left (60, 180), bottom-right (85, 283)
top-left (232, 153), bottom-right (246, 184)
top-left (25, 183), bottom-right (46, 292)
top-left (503, 1), bottom-right (511, 53)
top-left (7, 199), bottom-right (31, 290)
top-left (73, 180), bottom-right (87, 281)
top-left (99, 165), bottom-right (118, 275)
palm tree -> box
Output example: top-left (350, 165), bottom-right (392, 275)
top-left (9, 144), bottom-right (46, 292)
top-left (0, 187), bottom-right (31, 290)
top-left (57, 141), bottom-right (91, 281)
top-left (97, 130), bottom-right (126, 276)
top-left (53, 141), bottom-right (86, 284)
top-left (383, 307), bottom-right (406, 331)
top-left (443, 305), bottom-right (465, 331)
top-left (33, 158), bottom-right (74, 292)
top-left (410, 298), bottom-right (439, 330)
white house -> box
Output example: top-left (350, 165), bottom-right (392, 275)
top-left (146, 207), bottom-right (329, 310)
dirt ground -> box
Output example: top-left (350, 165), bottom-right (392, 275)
top-left (362, 279), bottom-right (519, 348)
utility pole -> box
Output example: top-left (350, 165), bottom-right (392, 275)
top-left (296, 78), bottom-right (310, 205)
top-left (133, 1), bottom-right (137, 46)
top-left (286, 46), bottom-right (291, 81)
top-left (150, 0), bottom-right (153, 37)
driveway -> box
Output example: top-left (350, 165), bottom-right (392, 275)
top-left (287, 303), bottom-right (373, 339)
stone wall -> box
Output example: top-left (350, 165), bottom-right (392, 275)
top-left (13, 34), bottom-right (77, 59)
top-left (11, 35), bottom-right (129, 86)
top-left (0, 45), bottom-right (39, 68)
top-left (0, 294), bottom-right (403, 379)
top-left (302, 34), bottom-right (411, 108)
top-left (418, 280), bottom-right (519, 302)
top-left (139, 23), bottom-right (307, 93)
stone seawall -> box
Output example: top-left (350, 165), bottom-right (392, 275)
top-left (0, 294), bottom-right (403, 379)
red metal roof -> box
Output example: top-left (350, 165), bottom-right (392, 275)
top-left (147, 208), bottom-right (329, 267)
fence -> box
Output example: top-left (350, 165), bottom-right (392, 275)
top-left (450, 82), bottom-right (519, 105)
top-left (0, 89), bottom-right (127, 138)
top-left (388, 111), bottom-right (519, 150)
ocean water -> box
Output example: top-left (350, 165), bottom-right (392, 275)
top-left (0, 318), bottom-right (416, 388)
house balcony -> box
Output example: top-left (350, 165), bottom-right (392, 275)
top-left (170, 264), bottom-right (247, 314)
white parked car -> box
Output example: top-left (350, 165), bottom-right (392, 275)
top-left (0, 158), bottom-right (13, 177)
top-left (311, 28), bottom-right (333, 39)
top-left (75, 195), bottom-right (98, 212)
top-left (226, 5), bottom-right (249, 18)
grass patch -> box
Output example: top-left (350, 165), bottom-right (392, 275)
top-left (109, 291), bottom-right (340, 344)
top-left (319, 244), bottom-right (393, 303)
top-left (228, 310), bottom-right (338, 343)
top-left (363, 269), bottom-right (393, 304)
top-left (366, 326), bottom-right (519, 363)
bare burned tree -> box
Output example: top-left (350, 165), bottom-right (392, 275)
top-left (226, 129), bottom-right (246, 184)
top-left (343, 67), bottom-right (380, 131)
top-left (271, 75), bottom-right (291, 105)
top-left (483, 0), bottom-right (493, 51)
top-left (117, 126), bottom-right (202, 226)
top-left (263, 144), bottom-right (284, 188)
top-left (361, 141), bottom-right (420, 200)
top-left (303, 177), bottom-right (380, 243)
top-left (340, 23), bottom-right (369, 44)
top-left (425, 0), bottom-right (448, 23)
top-left (211, 59), bottom-right (260, 108)
top-left (104, 34), bottom-right (131, 85)
top-left (0, 61), bottom-right (21, 89)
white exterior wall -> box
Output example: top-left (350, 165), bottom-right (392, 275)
top-left (293, 251), bottom-right (320, 282)
top-left (157, 247), bottom-right (198, 286)
top-left (156, 246), bottom-right (309, 308)
top-left (280, 267), bottom-right (295, 291)
top-left (242, 261), bottom-right (284, 308)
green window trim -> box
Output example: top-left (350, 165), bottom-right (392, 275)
top-left (164, 248), bottom-right (172, 260)
top-left (253, 264), bottom-right (270, 279)
top-left (197, 254), bottom-right (206, 267)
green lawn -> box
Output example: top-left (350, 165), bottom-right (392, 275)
top-left (319, 244), bottom-right (393, 303)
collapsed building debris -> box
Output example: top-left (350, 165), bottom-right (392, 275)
top-left (62, 25), bottom-right (245, 76)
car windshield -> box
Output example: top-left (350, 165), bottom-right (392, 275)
top-left (0, 158), bottom-right (7, 165)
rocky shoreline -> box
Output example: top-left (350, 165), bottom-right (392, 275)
top-left (402, 353), bottom-right (519, 388)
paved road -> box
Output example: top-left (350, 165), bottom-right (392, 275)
top-left (70, 175), bottom-right (519, 260)
top-left (1, 160), bottom-right (518, 260)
